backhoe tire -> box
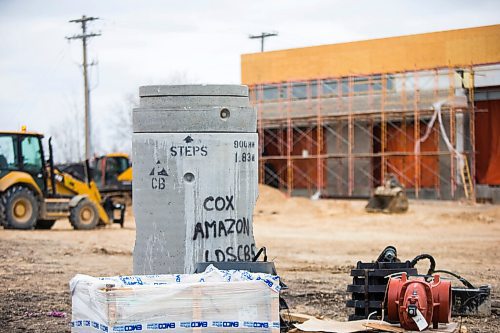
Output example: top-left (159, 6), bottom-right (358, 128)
top-left (69, 199), bottom-right (99, 230)
top-left (35, 219), bottom-right (56, 230)
top-left (1, 186), bottom-right (39, 229)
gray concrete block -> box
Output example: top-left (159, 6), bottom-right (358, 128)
top-left (139, 96), bottom-right (251, 109)
top-left (140, 85), bottom-right (248, 97)
top-left (133, 133), bottom-right (259, 274)
top-left (133, 107), bottom-right (256, 133)
top-left (132, 85), bottom-right (258, 275)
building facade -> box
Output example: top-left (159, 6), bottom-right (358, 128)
top-left (241, 25), bottom-right (500, 201)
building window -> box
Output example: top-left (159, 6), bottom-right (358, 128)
top-left (257, 84), bottom-right (290, 101)
top-left (372, 75), bottom-right (383, 91)
top-left (291, 83), bottom-right (307, 99)
top-left (253, 74), bottom-right (395, 102)
top-left (292, 82), bottom-right (319, 100)
top-left (386, 75), bottom-right (394, 90)
top-left (263, 85), bottom-right (279, 100)
top-left (321, 79), bottom-right (339, 97)
top-left (353, 76), bottom-right (370, 93)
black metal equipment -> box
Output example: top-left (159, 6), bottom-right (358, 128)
top-left (347, 246), bottom-right (492, 320)
top-left (451, 285), bottom-right (491, 317)
top-left (408, 254), bottom-right (492, 317)
top-left (346, 246), bottom-right (418, 321)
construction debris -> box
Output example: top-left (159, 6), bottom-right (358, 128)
top-left (294, 317), bottom-right (385, 333)
top-left (285, 312), bottom-right (458, 333)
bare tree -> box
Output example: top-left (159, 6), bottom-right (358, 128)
top-left (106, 93), bottom-right (138, 155)
top-left (107, 70), bottom-right (197, 156)
top-left (47, 94), bottom-right (83, 163)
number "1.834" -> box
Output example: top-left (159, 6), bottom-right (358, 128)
top-left (234, 152), bottom-right (255, 163)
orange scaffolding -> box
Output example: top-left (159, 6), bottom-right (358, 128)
top-left (250, 66), bottom-right (477, 200)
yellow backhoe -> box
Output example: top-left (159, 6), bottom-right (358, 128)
top-left (58, 153), bottom-right (132, 202)
top-left (0, 129), bottom-right (125, 230)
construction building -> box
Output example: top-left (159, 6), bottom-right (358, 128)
top-left (241, 24), bottom-right (500, 202)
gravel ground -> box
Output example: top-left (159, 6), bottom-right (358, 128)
top-left (0, 189), bottom-right (499, 332)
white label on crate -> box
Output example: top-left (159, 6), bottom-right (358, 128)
top-left (413, 309), bottom-right (428, 331)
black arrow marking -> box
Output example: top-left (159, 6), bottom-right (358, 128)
top-left (149, 168), bottom-right (155, 176)
top-left (157, 168), bottom-right (168, 176)
top-left (183, 136), bottom-right (194, 143)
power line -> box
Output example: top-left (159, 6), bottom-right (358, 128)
top-left (66, 15), bottom-right (101, 160)
top-left (249, 32), bottom-right (278, 52)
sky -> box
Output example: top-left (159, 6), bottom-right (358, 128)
top-left (0, 0), bottom-right (499, 161)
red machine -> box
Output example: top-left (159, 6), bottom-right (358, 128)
top-left (387, 273), bottom-right (451, 331)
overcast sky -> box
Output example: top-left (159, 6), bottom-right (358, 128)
top-left (0, 0), bottom-right (499, 160)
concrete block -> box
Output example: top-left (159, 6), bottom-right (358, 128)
top-left (132, 85), bottom-right (258, 275)
top-left (140, 84), bottom-right (249, 97)
top-left (133, 107), bottom-right (256, 133)
top-left (139, 96), bottom-right (250, 109)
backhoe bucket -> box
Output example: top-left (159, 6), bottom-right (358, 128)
top-left (113, 203), bottom-right (126, 227)
top-left (103, 197), bottom-right (126, 227)
top-left (365, 192), bottom-right (409, 214)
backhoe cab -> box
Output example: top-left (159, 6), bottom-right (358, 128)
top-left (58, 153), bottom-right (132, 202)
top-left (92, 153), bottom-right (132, 201)
top-left (0, 130), bottom-right (125, 230)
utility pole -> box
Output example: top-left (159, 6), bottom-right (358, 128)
top-left (66, 15), bottom-right (101, 160)
top-left (249, 32), bottom-right (278, 52)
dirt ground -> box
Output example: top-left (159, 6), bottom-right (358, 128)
top-left (1, 185), bottom-right (499, 332)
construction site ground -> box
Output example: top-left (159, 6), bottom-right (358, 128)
top-left (0, 185), bottom-right (499, 332)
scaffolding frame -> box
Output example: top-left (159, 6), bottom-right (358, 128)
top-left (251, 66), bottom-right (478, 200)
